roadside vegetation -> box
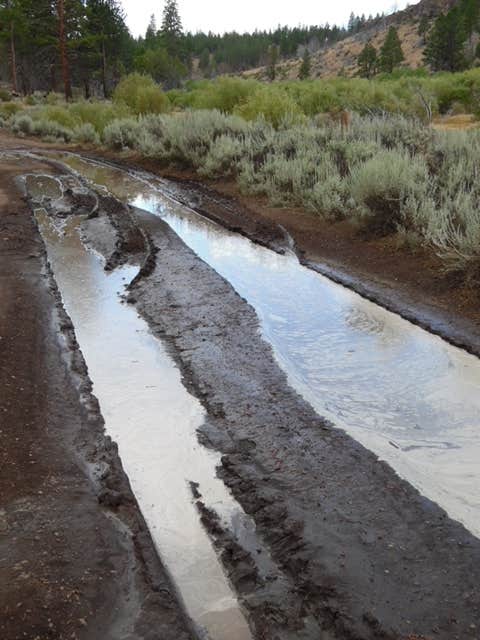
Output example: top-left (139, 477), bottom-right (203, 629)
top-left (1, 0), bottom-right (479, 287)
top-left (2, 71), bottom-right (479, 286)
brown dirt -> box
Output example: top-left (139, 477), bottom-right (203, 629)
top-left (0, 156), bottom-right (194, 639)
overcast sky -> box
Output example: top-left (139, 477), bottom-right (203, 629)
top-left (121, 0), bottom-right (420, 38)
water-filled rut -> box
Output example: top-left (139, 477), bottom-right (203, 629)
top-left (24, 190), bottom-right (254, 639)
top-left (47, 153), bottom-right (480, 540)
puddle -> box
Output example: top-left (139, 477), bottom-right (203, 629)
top-left (31, 202), bottom-right (254, 640)
top-left (47, 153), bottom-right (480, 539)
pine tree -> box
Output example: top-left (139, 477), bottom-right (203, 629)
top-left (0, 0), bottom-right (23, 91)
top-left (145, 14), bottom-right (157, 44)
top-left (298, 48), bottom-right (311, 80)
top-left (357, 41), bottom-right (377, 78)
top-left (424, 9), bottom-right (467, 71)
top-left (84, 0), bottom-right (128, 98)
top-left (379, 26), bottom-right (404, 73)
top-left (160, 0), bottom-right (183, 58)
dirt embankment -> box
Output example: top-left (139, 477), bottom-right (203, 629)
top-left (121, 206), bottom-right (480, 640)
top-left (0, 157), bottom-right (194, 640)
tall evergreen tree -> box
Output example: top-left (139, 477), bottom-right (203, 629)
top-left (357, 41), bottom-right (377, 78)
top-left (160, 0), bottom-right (183, 58)
top-left (424, 8), bottom-right (468, 71)
top-left (0, 0), bottom-right (23, 91)
top-left (145, 13), bottom-right (157, 47)
top-left (83, 0), bottom-right (128, 98)
top-left (379, 26), bottom-right (404, 73)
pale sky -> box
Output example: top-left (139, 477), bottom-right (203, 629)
top-left (122, 0), bottom-right (420, 38)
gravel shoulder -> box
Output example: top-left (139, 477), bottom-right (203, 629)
top-left (0, 157), bottom-right (194, 640)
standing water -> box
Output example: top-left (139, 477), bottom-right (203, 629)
top-left (48, 154), bottom-right (480, 539)
top-left (29, 198), bottom-right (253, 639)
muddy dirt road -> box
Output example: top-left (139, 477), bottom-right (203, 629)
top-left (1, 141), bottom-right (480, 640)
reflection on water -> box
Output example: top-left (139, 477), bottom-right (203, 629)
top-left (34, 206), bottom-right (253, 640)
top-left (52, 154), bottom-right (480, 539)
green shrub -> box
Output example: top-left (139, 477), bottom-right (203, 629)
top-left (12, 114), bottom-right (34, 136)
top-left (189, 78), bottom-right (258, 113)
top-left (349, 150), bottom-right (429, 235)
top-left (199, 135), bottom-right (247, 178)
top-left (68, 101), bottom-right (130, 133)
top-left (103, 118), bottom-right (143, 149)
top-left (113, 73), bottom-right (169, 115)
top-left (32, 119), bottom-right (73, 142)
top-left (72, 123), bottom-right (100, 145)
top-left (46, 92), bottom-right (64, 105)
top-left (42, 105), bottom-right (79, 129)
top-left (0, 88), bottom-right (12, 102)
top-left (0, 102), bottom-right (22, 118)
top-left (140, 110), bottom-right (249, 167)
top-left (235, 86), bottom-right (304, 128)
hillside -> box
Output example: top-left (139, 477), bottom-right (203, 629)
top-left (241, 0), bottom-right (457, 80)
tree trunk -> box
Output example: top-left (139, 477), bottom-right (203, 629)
top-left (58, 0), bottom-right (72, 100)
top-left (101, 39), bottom-right (108, 98)
top-left (84, 79), bottom-right (90, 100)
top-left (10, 21), bottom-right (18, 93)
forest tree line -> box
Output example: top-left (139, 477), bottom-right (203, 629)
top-left (0, 0), bottom-right (363, 96)
top-left (1, 0), bottom-right (480, 100)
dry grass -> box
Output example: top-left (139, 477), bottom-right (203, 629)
top-left (432, 114), bottom-right (479, 131)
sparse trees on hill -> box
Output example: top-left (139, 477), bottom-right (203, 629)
top-left (358, 42), bottom-right (378, 78)
top-left (379, 26), bottom-right (404, 73)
